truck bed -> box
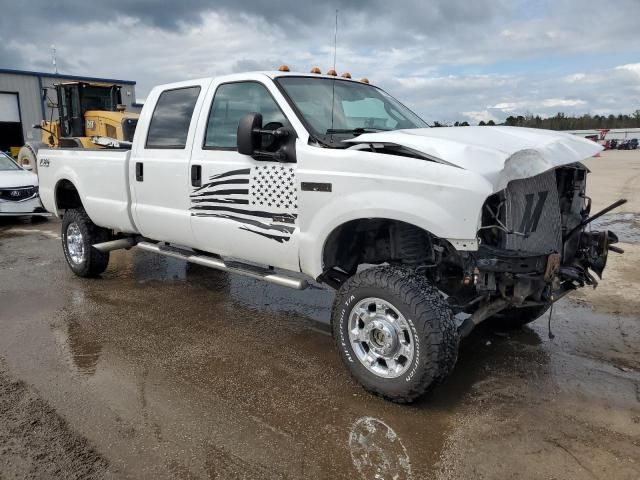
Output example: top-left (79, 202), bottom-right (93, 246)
top-left (37, 148), bottom-right (138, 233)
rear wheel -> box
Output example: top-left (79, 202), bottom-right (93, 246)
top-left (61, 208), bottom-right (111, 277)
top-left (331, 266), bottom-right (458, 403)
top-left (486, 304), bottom-right (551, 330)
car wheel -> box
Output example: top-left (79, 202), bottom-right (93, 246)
top-left (331, 266), bottom-right (459, 403)
top-left (61, 208), bottom-right (111, 277)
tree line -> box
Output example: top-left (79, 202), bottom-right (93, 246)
top-left (434, 110), bottom-right (640, 130)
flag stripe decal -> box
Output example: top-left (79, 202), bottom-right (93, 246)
top-left (190, 165), bottom-right (298, 243)
top-left (192, 178), bottom-right (249, 194)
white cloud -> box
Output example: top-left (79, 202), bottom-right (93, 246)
top-left (462, 110), bottom-right (501, 123)
top-left (541, 99), bottom-right (586, 108)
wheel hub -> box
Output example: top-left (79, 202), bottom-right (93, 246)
top-left (66, 223), bottom-right (85, 264)
top-left (348, 297), bottom-right (415, 378)
top-left (365, 320), bottom-right (398, 356)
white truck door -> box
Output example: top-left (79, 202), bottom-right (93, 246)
top-left (131, 82), bottom-right (208, 245)
top-left (189, 80), bottom-right (300, 272)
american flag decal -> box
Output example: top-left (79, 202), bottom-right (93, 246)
top-left (190, 165), bottom-right (297, 243)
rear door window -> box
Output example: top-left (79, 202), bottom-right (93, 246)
top-left (146, 87), bottom-right (201, 149)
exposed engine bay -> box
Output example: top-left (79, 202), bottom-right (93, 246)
top-left (429, 163), bottom-right (624, 334)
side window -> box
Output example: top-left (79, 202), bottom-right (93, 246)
top-left (146, 86), bottom-right (201, 149)
top-left (204, 82), bottom-right (287, 149)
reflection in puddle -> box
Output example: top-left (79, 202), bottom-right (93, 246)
top-left (66, 319), bottom-right (102, 375)
top-left (349, 417), bottom-right (412, 480)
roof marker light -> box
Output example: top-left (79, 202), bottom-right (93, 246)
top-left (278, 65), bottom-right (290, 72)
top-left (341, 72), bottom-right (352, 79)
top-left (326, 69), bottom-right (337, 76)
top-left (310, 67), bottom-right (322, 74)
top-left (360, 78), bottom-right (370, 84)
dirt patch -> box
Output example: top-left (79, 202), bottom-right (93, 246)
top-left (573, 242), bottom-right (640, 316)
top-left (0, 358), bottom-right (108, 479)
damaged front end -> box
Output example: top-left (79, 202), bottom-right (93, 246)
top-left (451, 164), bottom-right (624, 336)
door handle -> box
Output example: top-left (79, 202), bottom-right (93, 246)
top-left (191, 165), bottom-right (201, 187)
top-left (135, 162), bottom-right (143, 182)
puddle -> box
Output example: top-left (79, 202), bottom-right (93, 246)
top-left (590, 212), bottom-right (640, 244)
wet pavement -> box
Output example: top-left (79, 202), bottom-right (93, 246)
top-left (1, 217), bottom-right (639, 479)
top-left (592, 212), bottom-right (640, 245)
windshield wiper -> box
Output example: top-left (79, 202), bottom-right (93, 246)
top-left (325, 127), bottom-right (389, 135)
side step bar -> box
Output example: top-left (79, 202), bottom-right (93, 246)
top-left (136, 241), bottom-right (308, 290)
top-left (93, 236), bottom-right (140, 252)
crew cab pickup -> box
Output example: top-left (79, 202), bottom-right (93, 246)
top-left (37, 70), bottom-right (623, 402)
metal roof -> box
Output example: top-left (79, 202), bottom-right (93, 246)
top-left (0, 67), bottom-right (136, 85)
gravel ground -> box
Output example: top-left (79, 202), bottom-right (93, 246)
top-left (0, 359), bottom-right (107, 479)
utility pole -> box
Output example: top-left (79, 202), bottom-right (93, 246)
top-left (51, 44), bottom-right (58, 74)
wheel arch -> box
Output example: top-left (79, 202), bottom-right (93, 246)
top-left (323, 217), bottom-right (437, 267)
top-left (54, 178), bottom-right (84, 214)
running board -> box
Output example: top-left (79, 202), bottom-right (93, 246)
top-left (136, 241), bottom-right (308, 290)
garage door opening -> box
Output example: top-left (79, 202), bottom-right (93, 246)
top-left (0, 92), bottom-right (24, 153)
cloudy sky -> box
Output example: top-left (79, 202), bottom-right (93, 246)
top-left (1, 0), bottom-right (638, 124)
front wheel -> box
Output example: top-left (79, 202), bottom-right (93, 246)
top-left (331, 266), bottom-right (459, 403)
top-left (61, 208), bottom-right (111, 277)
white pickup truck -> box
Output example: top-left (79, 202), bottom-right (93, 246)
top-left (37, 70), bottom-right (623, 402)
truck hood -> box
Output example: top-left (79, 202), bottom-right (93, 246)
top-left (345, 126), bottom-right (602, 191)
top-left (0, 169), bottom-right (38, 189)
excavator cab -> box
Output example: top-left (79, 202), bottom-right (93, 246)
top-left (18, 81), bottom-right (139, 172)
top-left (56, 82), bottom-right (122, 138)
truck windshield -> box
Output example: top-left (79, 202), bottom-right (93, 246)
top-left (275, 76), bottom-right (427, 147)
top-left (0, 153), bottom-right (20, 171)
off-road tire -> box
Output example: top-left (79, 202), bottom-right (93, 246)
top-left (61, 208), bottom-right (111, 277)
top-left (486, 304), bottom-right (551, 330)
top-left (331, 266), bottom-right (459, 403)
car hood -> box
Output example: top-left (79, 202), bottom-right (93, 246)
top-left (1, 169), bottom-right (38, 188)
top-left (345, 126), bottom-right (602, 191)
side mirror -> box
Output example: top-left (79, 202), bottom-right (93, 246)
top-left (237, 112), bottom-right (262, 156)
top-left (237, 112), bottom-right (296, 162)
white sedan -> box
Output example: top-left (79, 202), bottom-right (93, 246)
top-left (0, 152), bottom-right (49, 217)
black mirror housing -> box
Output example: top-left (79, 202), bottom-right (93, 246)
top-left (237, 112), bottom-right (263, 156)
top-left (237, 112), bottom-right (297, 163)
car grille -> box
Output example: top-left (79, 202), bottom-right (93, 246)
top-left (503, 169), bottom-right (562, 254)
top-left (0, 186), bottom-right (37, 202)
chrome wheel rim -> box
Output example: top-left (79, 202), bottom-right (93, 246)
top-left (348, 297), bottom-right (415, 378)
top-left (66, 223), bottom-right (85, 264)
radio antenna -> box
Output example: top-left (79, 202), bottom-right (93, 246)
top-left (333, 9), bottom-right (338, 71)
top-left (330, 9), bottom-right (338, 132)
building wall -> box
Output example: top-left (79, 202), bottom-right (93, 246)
top-left (0, 72), bottom-right (42, 143)
top-left (0, 71), bottom-right (137, 145)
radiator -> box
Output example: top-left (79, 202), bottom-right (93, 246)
top-left (503, 169), bottom-right (562, 254)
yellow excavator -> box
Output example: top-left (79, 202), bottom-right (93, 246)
top-left (18, 81), bottom-right (139, 173)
